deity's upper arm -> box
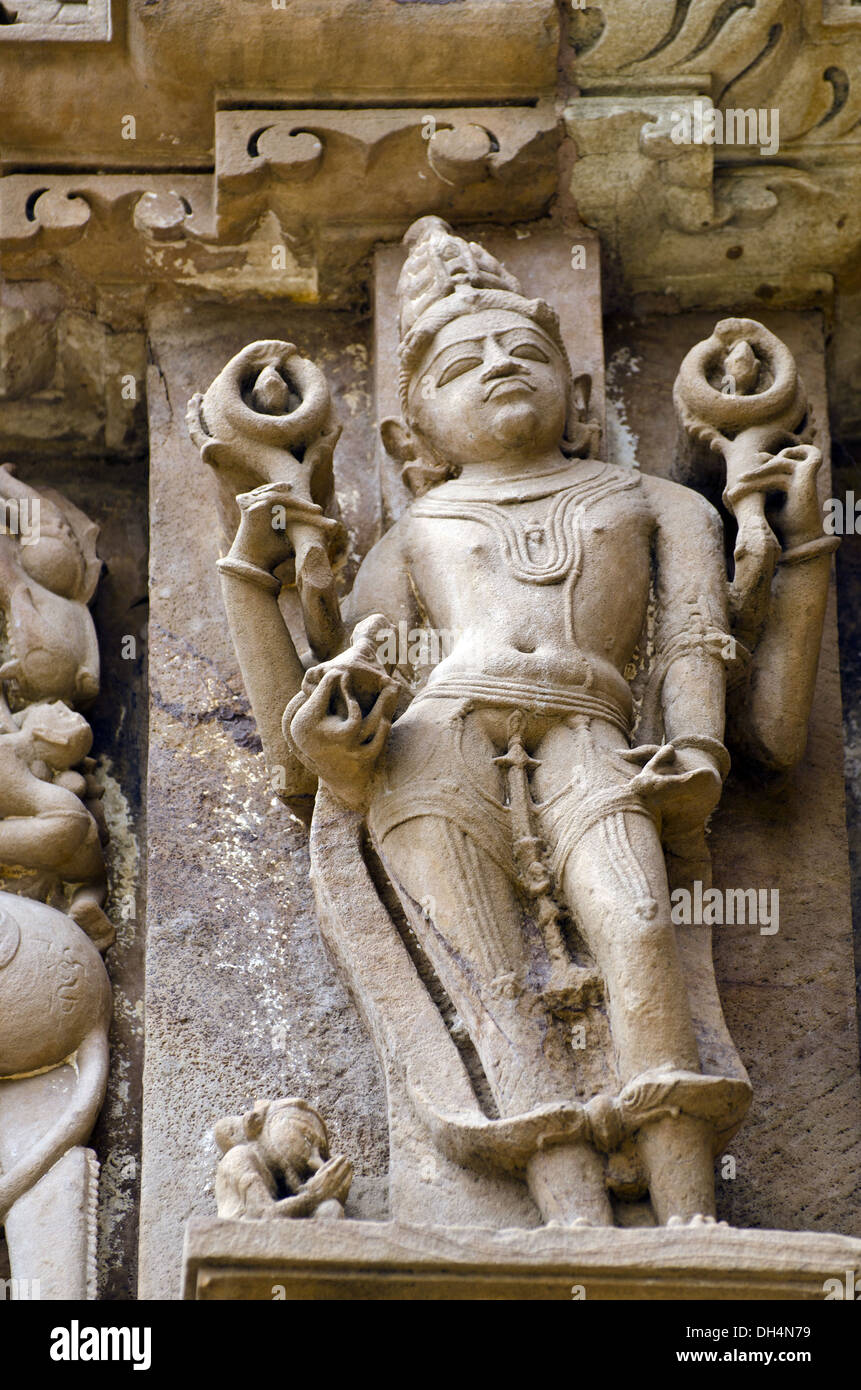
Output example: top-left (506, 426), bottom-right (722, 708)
top-left (343, 515), bottom-right (421, 631)
top-left (642, 475), bottom-right (729, 743)
top-left (646, 474), bottom-right (727, 620)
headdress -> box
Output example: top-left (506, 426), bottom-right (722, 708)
top-left (396, 216), bottom-right (572, 415)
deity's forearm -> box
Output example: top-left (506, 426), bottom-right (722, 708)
top-left (187, 340), bottom-right (351, 817)
top-left (732, 542), bottom-right (835, 771)
top-left (672, 319), bottom-right (837, 776)
top-left (217, 559), bottom-right (317, 812)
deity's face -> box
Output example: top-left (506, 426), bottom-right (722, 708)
top-left (24, 701), bottom-right (93, 769)
top-left (407, 309), bottom-right (568, 468)
top-left (264, 1107), bottom-right (327, 1177)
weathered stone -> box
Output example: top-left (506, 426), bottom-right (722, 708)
top-left (184, 1217), bottom-right (861, 1300)
top-left (180, 222), bottom-right (854, 1282)
top-left (138, 302), bottom-right (388, 1300)
top-left (2, 0), bottom-right (859, 1309)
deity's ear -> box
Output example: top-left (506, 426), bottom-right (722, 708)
top-left (243, 1101), bottom-right (269, 1141)
top-left (379, 417), bottom-right (415, 465)
top-left (381, 415), bottom-right (452, 494)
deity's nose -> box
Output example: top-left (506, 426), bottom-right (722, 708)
top-left (481, 342), bottom-right (522, 382)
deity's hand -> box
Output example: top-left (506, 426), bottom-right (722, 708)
top-left (287, 622), bottom-right (401, 809)
top-left (227, 483), bottom-right (300, 573)
top-left (724, 443), bottom-right (823, 551)
top-left (621, 743), bottom-right (723, 836)
top-left (302, 1154), bottom-right (353, 1209)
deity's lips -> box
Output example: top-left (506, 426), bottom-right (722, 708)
top-left (483, 376), bottom-right (536, 401)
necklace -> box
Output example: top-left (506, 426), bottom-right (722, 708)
top-left (411, 464), bottom-right (640, 586)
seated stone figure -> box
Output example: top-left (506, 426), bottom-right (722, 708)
top-left (214, 1098), bottom-right (352, 1221)
top-left (0, 465), bottom-right (101, 708)
top-left (0, 698), bottom-right (113, 951)
top-left (192, 218), bottom-right (833, 1229)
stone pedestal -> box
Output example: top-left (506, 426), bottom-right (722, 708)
top-left (183, 1219), bottom-right (861, 1301)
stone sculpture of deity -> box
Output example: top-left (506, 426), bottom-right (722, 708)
top-left (189, 218), bottom-right (835, 1229)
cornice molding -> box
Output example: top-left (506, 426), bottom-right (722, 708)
top-left (0, 105), bottom-right (559, 300)
top-left (565, 0), bottom-right (861, 310)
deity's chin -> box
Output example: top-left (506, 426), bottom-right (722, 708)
top-left (489, 400), bottom-right (545, 452)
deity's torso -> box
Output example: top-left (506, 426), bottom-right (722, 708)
top-left (397, 459), bottom-right (657, 707)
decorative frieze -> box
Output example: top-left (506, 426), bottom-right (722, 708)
top-left (0, 106), bottom-right (558, 300)
top-left (566, 0), bottom-right (861, 312)
top-left (0, 473), bottom-right (112, 1299)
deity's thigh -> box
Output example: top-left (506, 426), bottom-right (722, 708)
top-left (533, 718), bottom-right (701, 1084)
top-left (369, 700), bottom-right (579, 1116)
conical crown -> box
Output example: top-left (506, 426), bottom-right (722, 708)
top-left (397, 216), bottom-right (521, 338)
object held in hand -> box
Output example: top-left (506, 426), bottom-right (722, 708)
top-left (674, 318), bottom-right (817, 647)
top-left (187, 339), bottom-right (346, 658)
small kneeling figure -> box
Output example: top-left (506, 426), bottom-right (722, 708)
top-left (214, 1097), bottom-right (352, 1221)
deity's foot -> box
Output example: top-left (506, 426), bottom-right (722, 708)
top-left (526, 1140), bottom-right (613, 1227)
top-left (637, 1113), bottom-right (717, 1227)
top-left (543, 1216), bottom-right (596, 1229)
top-left (70, 897), bottom-right (116, 953)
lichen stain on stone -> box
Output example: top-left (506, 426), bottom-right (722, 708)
top-left (605, 346), bottom-right (643, 470)
top-left (96, 757), bottom-right (141, 954)
top-left (89, 757), bottom-right (144, 1295)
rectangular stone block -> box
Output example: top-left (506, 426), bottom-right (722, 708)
top-left (183, 1218), bottom-right (861, 1301)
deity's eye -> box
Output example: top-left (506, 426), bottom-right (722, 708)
top-left (436, 355), bottom-right (482, 388)
top-left (511, 343), bottom-right (549, 363)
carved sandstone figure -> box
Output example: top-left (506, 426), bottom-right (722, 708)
top-left (0, 699), bottom-right (113, 951)
top-left (0, 889), bottom-right (111, 1217)
top-left (0, 474), bottom-right (112, 1297)
top-left (190, 219), bottom-right (835, 1229)
top-left (214, 1098), bottom-right (352, 1221)
top-left (0, 465), bottom-right (101, 708)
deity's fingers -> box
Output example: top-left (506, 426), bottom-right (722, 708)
top-left (339, 673), bottom-right (364, 730)
top-left (236, 481), bottom-right (296, 509)
top-left (361, 695), bottom-right (398, 758)
top-left (618, 743), bottom-right (663, 765)
top-left (300, 663), bottom-right (337, 697)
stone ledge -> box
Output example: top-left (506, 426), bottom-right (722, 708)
top-left (0, 0), bottom-right (111, 43)
top-left (182, 1219), bottom-right (861, 1301)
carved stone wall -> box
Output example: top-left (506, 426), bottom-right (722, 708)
top-left (0, 0), bottom-right (858, 1303)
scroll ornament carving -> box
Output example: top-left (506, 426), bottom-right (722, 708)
top-left (566, 0), bottom-right (861, 303)
top-left (0, 106), bottom-right (557, 297)
top-left (571, 0), bottom-right (861, 148)
top-left (190, 218), bottom-right (834, 1230)
top-left (0, 464), bottom-right (111, 1297)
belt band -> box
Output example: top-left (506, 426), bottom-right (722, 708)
top-left (412, 673), bottom-right (631, 736)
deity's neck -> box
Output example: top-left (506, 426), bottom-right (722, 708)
top-left (434, 452), bottom-right (608, 504)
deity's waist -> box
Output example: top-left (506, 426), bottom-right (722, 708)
top-left (410, 671), bottom-right (632, 736)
